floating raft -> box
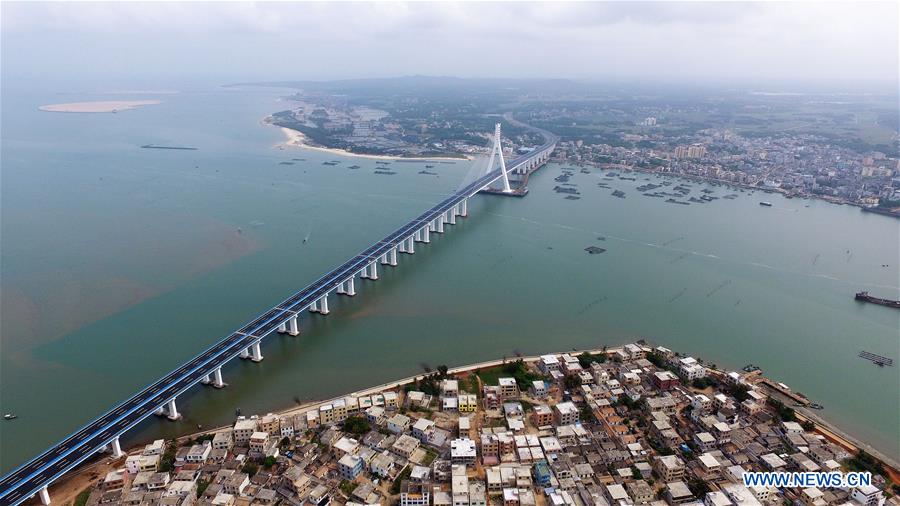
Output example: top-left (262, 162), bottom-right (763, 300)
top-left (859, 351), bottom-right (893, 366)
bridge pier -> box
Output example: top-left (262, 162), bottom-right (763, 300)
top-left (403, 236), bottom-right (415, 254)
top-left (308, 299), bottom-right (319, 312)
top-left (398, 239), bottom-right (406, 253)
top-left (362, 261), bottom-right (378, 280)
top-left (110, 437), bottom-right (123, 458)
top-left (277, 321), bottom-right (287, 334)
top-left (337, 280), bottom-right (346, 295)
top-left (448, 207), bottom-right (457, 225)
top-left (345, 277), bottom-right (356, 296)
top-left (250, 342), bottom-right (263, 362)
top-left (461, 199), bottom-right (468, 217)
top-left (434, 217), bottom-right (444, 233)
top-left (318, 294), bottom-right (330, 314)
top-left (387, 247), bottom-right (398, 265)
top-left (423, 225), bottom-right (431, 243)
top-left (287, 316), bottom-right (300, 336)
top-left (166, 398), bottom-right (180, 421)
top-left (39, 486), bottom-right (51, 505)
top-left (240, 347), bottom-right (250, 359)
top-left (212, 366), bottom-right (226, 388)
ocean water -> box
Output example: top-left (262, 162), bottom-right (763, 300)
top-left (1, 83), bottom-right (898, 472)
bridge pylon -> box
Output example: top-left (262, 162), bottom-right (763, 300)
top-left (485, 123), bottom-right (512, 193)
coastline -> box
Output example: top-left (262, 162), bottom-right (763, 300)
top-left (273, 124), bottom-right (470, 162)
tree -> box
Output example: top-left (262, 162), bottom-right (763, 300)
top-left (263, 456), bottom-right (277, 469)
top-left (280, 436), bottom-right (291, 448)
top-left (242, 462), bottom-right (259, 477)
top-left (801, 420), bottom-right (815, 432)
top-left (564, 374), bottom-right (581, 391)
top-left (343, 416), bottom-right (371, 436)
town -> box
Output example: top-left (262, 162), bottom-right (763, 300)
top-left (69, 344), bottom-right (895, 506)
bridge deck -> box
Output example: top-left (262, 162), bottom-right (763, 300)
top-left (0, 140), bottom-right (555, 506)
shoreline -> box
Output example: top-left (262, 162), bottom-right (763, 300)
top-left (272, 124), bottom-right (470, 162)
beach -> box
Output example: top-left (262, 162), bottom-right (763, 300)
top-left (38, 100), bottom-right (162, 113)
top-left (275, 125), bottom-right (469, 162)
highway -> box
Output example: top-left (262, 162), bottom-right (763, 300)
top-left (0, 138), bottom-right (555, 506)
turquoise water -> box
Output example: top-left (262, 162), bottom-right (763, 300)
top-left (1, 84), bottom-right (898, 472)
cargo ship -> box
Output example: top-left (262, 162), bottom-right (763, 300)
top-left (855, 291), bottom-right (900, 309)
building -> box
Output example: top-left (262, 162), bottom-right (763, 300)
top-left (655, 455), bottom-right (685, 482)
top-left (233, 418), bottom-right (257, 445)
top-left (451, 438), bottom-right (477, 465)
top-left (653, 371), bottom-right (679, 391)
top-left (401, 482), bottom-right (431, 506)
top-left (499, 378), bottom-right (520, 399)
top-left (851, 485), bottom-right (885, 506)
top-left (459, 394), bottom-right (478, 413)
top-left (532, 405), bottom-right (554, 427)
top-left (554, 402), bottom-right (579, 426)
top-left (338, 454), bottom-right (364, 480)
top-left (531, 381), bottom-right (547, 399)
top-left (392, 435), bottom-right (421, 458)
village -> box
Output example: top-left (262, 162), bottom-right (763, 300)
top-left (71, 344), bottom-right (893, 506)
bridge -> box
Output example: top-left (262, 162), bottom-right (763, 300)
top-left (0, 124), bottom-right (556, 506)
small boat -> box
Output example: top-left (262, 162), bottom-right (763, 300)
top-left (4, 414), bottom-right (17, 420)
top-left (759, 201), bottom-right (773, 207)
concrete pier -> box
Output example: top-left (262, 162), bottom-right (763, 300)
top-left (276, 321), bottom-right (287, 334)
top-left (213, 367), bottom-right (225, 388)
top-left (449, 208), bottom-right (457, 224)
top-left (308, 299), bottom-right (319, 313)
top-left (239, 347), bottom-right (250, 359)
top-left (345, 277), bottom-right (356, 296)
top-left (422, 225), bottom-right (431, 243)
top-left (319, 294), bottom-right (330, 314)
top-left (287, 317), bottom-right (299, 336)
top-left (38, 487), bottom-right (50, 506)
top-left (110, 437), bottom-right (123, 458)
top-left (250, 342), bottom-right (263, 362)
top-left (461, 198), bottom-right (468, 217)
top-left (166, 398), bottom-right (180, 421)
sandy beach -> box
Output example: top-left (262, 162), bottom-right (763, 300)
top-left (38, 100), bottom-right (162, 113)
top-left (275, 125), bottom-right (469, 162)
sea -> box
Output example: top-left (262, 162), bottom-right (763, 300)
top-left (1, 81), bottom-right (898, 472)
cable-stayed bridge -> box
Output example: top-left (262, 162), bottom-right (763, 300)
top-left (0, 124), bottom-right (556, 506)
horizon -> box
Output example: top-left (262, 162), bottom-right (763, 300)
top-left (2, 1), bottom-right (898, 88)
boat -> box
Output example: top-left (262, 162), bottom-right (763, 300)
top-left (759, 201), bottom-right (773, 207)
top-left (855, 291), bottom-right (900, 309)
top-left (4, 414), bottom-right (17, 420)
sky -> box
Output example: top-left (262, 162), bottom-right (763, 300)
top-left (2, 1), bottom-right (898, 88)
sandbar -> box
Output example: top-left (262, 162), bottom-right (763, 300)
top-left (38, 100), bottom-right (162, 113)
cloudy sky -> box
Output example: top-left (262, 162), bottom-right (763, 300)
top-left (2, 1), bottom-right (897, 87)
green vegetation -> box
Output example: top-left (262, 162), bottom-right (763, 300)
top-left (801, 420), bottom-right (815, 432)
top-left (158, 440), bottom-right (177, 473)
top-left (340, 480), bottom-right (359, 497)
top-left (405, 367), bottom-right (451, 396)
top-left (196, 480), bottom-right (210, 497)
top-left (578, 352), bottom-right (606, 367)
top-left (242, 462), bottom-right (259, 477)
top-left (343, 416), bottom-right (371, 436)
top-left (73, 488), bottom-right (91, 506)
top-left (768, 398), bottom-right (797, 422)
top-left (391, 466), bottom-right (413, 494)
top-left (263, 456), bottom-right (277, 469)
top-left (845, 450), bottom-right (885, 477)
top-left (477, 359), bottom-right (544, 389)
